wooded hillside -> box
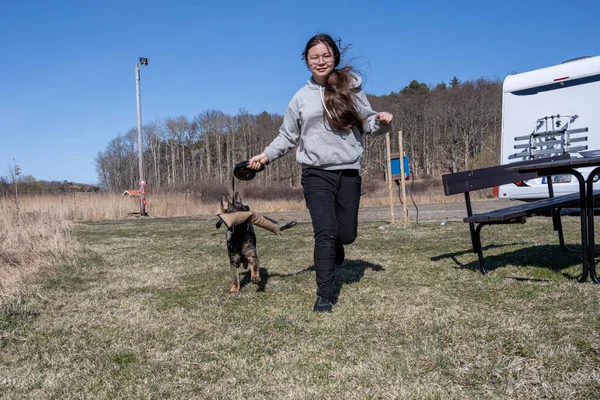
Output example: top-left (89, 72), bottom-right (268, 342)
top-left (94, 77), bottom-right (503, 191)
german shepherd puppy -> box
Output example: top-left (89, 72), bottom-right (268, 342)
top-left (220, 192), bottom-right (260, 293)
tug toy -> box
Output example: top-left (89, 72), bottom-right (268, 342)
top-left (217, 159), bottom-right (296, 235)
top-left (216, 210), bottom-right (296, 235)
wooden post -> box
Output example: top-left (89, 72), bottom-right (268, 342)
top-left (398, 130), bottom-right (408, 225)
top-left (385, 132), bottom-right (395, 224)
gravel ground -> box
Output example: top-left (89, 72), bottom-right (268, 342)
top-left (259, 199), bottom-right (515, 225)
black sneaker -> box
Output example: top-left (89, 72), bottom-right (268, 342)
top-left (313, 296), bottom-right (333, 313)
top-left (335, 241), bottom-right (345, 266)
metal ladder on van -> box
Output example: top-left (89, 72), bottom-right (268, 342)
top-left (510, 114), bottom-right (589, 160)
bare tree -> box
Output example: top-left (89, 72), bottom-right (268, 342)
top-left (6, 159), bottom-right (21, 214)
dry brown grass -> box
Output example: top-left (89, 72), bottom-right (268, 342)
top-left (0, 178), bottom-right (478, 221)
top-left (0, 204), bottom-right (79, 303)
top-left (2, 180), bottom-right (599, 397)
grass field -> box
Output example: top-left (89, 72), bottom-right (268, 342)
top-left (1, 213), bottom-right (600, 398)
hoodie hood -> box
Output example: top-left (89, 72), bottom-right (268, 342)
top-left (307, 73), bottom-right (363, 122)
top-left (307, 73), bottom-right (362, 89)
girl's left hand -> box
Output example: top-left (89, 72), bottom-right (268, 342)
top-left (376, 112), bottom-right (393, 124)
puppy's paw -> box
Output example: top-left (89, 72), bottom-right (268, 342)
top-left (229, 284), bottom-right (240, 293)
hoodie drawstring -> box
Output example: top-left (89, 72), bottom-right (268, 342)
top-left (320, 86), bottom-right (333, 121)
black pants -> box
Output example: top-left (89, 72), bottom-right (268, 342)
top-left (301, 167), bottom-right (361, 300)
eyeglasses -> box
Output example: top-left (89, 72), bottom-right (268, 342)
top-left (308, 54), bottom-right (333, 64)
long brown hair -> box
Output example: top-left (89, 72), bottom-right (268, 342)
top-left (302, 34), bottom-right (364, 131)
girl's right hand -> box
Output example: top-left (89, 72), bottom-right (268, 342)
top-left (248, 153), bottom-right (269, 169)
top-left (376, 112), bottom-right (393, 124)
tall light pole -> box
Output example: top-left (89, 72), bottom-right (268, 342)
top-left (136, 57), bottom-right (149, 216)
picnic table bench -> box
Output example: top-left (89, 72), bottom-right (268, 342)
top-left (441, 154), bottom-right (581, 274)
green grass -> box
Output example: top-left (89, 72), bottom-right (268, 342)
top-left (1, 215), bottom-right (600, 398)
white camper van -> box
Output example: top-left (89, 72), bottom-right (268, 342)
top-left (499, 55), bottom-right (600, 200)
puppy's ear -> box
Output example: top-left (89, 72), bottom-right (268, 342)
top-left (234, 191), bottom-right (243, 205)
top-left (220, 195), bottom-right (230, 213)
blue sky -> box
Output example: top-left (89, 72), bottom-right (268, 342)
top-left (1, 0), bottom-right (599, 184)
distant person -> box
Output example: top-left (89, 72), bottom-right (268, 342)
top-left (248, 33), bottom-right (393, 312)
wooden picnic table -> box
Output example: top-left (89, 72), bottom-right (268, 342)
top-left (508, 156), bottom-right (600, 283)
top-left (442, 154), bottom-right (576, 275)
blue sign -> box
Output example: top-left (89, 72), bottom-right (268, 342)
top-left (390, 155), bottom-right (411, 179)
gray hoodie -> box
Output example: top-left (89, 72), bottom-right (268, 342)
top-left (263, 75), bottom-right (391, 170)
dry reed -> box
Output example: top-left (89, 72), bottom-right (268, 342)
top-left (0, 202), bottom-right (79, 302)
top-left (2, 178), bottom-right (492, 221)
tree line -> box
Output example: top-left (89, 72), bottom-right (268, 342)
top-left (0, 164), bottom-right (99, 198)
top-left (94, 76), bottom-right (503, 191)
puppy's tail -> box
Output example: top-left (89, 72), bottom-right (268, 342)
top-left (280, 221), bottom-right (297, 232)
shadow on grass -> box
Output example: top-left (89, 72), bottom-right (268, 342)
top-left (239, 267), bottom-right (272, 292)
top-left (432, 243), bottom-right (582, 280)
top-left (432, 243), bottom-right (524, 268)
top-left (240, 259), bottom-right (385, 298)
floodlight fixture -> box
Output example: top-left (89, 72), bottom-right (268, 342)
top-left (139, 57), bottom-right (149, 66)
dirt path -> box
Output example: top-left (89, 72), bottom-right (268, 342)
top-left (257, 199), bottom-right (514, 225)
